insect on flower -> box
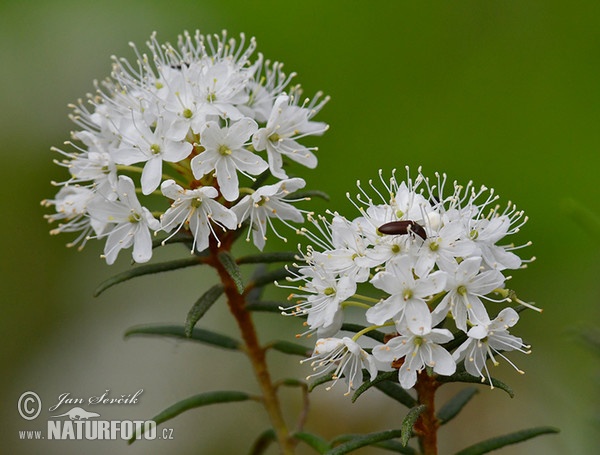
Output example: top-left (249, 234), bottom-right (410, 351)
top-left (378, 220), bottom-right (427, 240)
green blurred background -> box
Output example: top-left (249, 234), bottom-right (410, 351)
top-left (2, 1), bottom-right (598, 453)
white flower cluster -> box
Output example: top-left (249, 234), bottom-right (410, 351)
top-left (43, 31), bottom-right (328, 263)
top-left (283, 168), bottom-right (537, 392)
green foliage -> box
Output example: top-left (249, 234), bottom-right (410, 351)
top-left (340, 323), bottom-right (386, 343)
top-left (248, 429), bottom-right (276, 455)
top-left (400, 404), bottom-right (426, 446)
top-left (185, 284), bottom-right (224, 337)
top-left (325, 429), bottom-right (404, 455)
top-left (267, 340), bottom-right (311, 357)
top-left (218, 251), bottom-right (245, 294)
top-left (453, 426), bottom-right (559, 455)
top-left (124, 324), bottom-right (241, 351)
top-left (246, 266), bottom-right (300, 290)
top-left (293, 431), bottom-right (331, 453)
top-left (94, 257), bottom-right (203, 296)
top-left (237, 251), bottom-right (300, 265)
top-left (353, 371), bottom-right (417, 408)
top-left (437, 387), bottom-right (478, 425)
top-left (129, 391), bottom-right (254, 443)
top-left (437, 371), bottom-right (514, 398)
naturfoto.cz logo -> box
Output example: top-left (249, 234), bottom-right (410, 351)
top-left (17, 390), bottom-right (173, 441)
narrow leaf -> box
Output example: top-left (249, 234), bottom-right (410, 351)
top-left (341, 323), bottom-right (386, 343)
top-left (437, 372), bottom-right (514, 398)
top-left (246, 266), bottom-right (299, 291)
top-left (437, 387), bottom-right (478, 425)
top-left (373, 440), bottom-right (417, 454)
top-left (124, 324), bottom-right (241, 351)
top-left (218, 251), bottom-right (245, 294)
top-left (246, 300), bottom-right (284, 313)
top-left (286, 189), bottom-right (330, 202)
top-left (185, 284), bottom-right (224, 337)
top-left (326, 429), bottom-right (403, 455)
top-left (375, 380), bottom-right (418, 408)
top-left (152, 231), bottom-right (193, 248)
top-left (248, 429), bottom-right (276, 455)
top-left (454, 426), bottom-right (559, 455)
top-left (401, 405), bottom-right (426, 446)
top-left (293, 431), bottom-right (331, 453)
top-left (268, 340), bottom-right (311, 357)
top-left (308, 372), bottom-right (335, 392)
top-left (237, 251), bottom-right (300, 265)
top-left (129, 391), bottom-right (252, 443)
top-left (442, 331), bottom-right (468, 351)
top-left (330, 434), bottom-right (416, 454)
top-left (94, 257), bottom-right (203, 296)
top-left (353, 371), bottom-right (412, 406)
top-left (245, 264), bottom-right (268, 303)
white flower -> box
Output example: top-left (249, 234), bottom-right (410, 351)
top-left (302, 337), bottom-right (378, 394)
top-left (160, 180), bottom-right (237, 252)
top-left (372, 326), bottom-right (456, 389)
top-left (413, 220), bottom-right (475, 276)
top-left (253, 93), bottom-right (328, 178)
top-left (453, 307), bottom-right (530, 387)
top-left (466, 216), bottom-right (523, 270)
top-left (366, 256), bottom-right (446, 334)
top-left (87, 176), bottom-right (160, 264)
top-left (191, 118), bottom-right (268, 201)
top-left (46, 31), bottom-right (328, 257)
top-left (431, 257), bottom-right (505, 332)
top-left (232, 178), bottom-right (306, 250)
top-left (281, 265), bottom-right (356, 332)
top-left (112, 116), bottom-right (193, 195)
top-left (42, 186), bottom-right (97, 249)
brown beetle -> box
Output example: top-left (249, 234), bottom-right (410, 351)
top-left (378, 220), bottom-right (427, 240)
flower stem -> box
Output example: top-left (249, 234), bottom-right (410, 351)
top-left (413, 372), bottom-right (440, 455)
top-left (210, 239), bottom-right (294, 454)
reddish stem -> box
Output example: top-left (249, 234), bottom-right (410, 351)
top-left (413, 372), bottom-right (441, 455)
top-left (208, 236), bottom-right (294, 454)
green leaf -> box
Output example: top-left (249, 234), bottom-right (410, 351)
top-left (245, 264), bottom-right (268, 303)
top-left (330, 434), bottom-right (416, 454)
top-left (437, 387), bottom-right (478, 425)
top-left (237, 251), bottom-right (300, 265)
top-left (437, 372), bottom-right (514, 398)
top-left (352, 371), bottom-right (400, 408)
top-left (453, 426), bottom-right (559, 455)
top-left (372, 440), bottom-right (417, 454)
top-left (248, 429), bottom-right (276, 455)
top-left (401, 405), bottom-right (426, 446)
top-left (341, 323), bottom-right (386, 343)
top-left (124, 324), bottom-right (241, 351)
top-left (218, 251), bottom-right (245, 294)
top-left (184, 284), bottom-right (224, 337)
top-left (268, 340), bottom-right (311, 357)
top-left (152, 231), bottom-right (193, 248)
top-left (293, 431), bottom-right (331, 453)
top-left (246, 266), bottom-right (299, 290)
top-left (352, 371), bottom-right (416, 408)
top-left (286, 189), bottom-right (330, 202)
top-left (308, 372), bottom-right (335, 392)
top-left (442, 331), bottom-right (468, 351)
top-left (129, 391), bottom-right (253, 443)
top-left (373, 378), bottom-right (418, 408)
top-left (246, 300), bottom-right (283, 313)
top-left (94, 257), bottom-right (203, 297)
top-left (325, 429), bottom-right (404, 455)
